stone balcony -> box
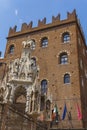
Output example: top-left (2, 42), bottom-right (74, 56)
top-left (8, 74), bottom-right (33, 84)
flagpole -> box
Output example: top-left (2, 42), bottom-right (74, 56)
top-left (51, 97), bottom-right (82, 128)
top-left (63, 102), bottom-right (74, 128)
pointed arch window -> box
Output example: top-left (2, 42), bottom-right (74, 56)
top-left (41, 37), bottom-right (48, 48)
top-left (41, 79), bottom-right (47, 94)
top-left (9, 45), bottom-right (15, 54)
top-left (59, 52), bottom-right (68, 64)
top-left (64, 73), bottom-right (70, 84)
top-left (62, 32), bottom-right (70, 43)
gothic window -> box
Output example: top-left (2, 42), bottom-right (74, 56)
top-left (59, 53), bottom-right (68, 64)
top-left (62, 32), bottom-right (70, 43)
top-left (9, 45), bottom-right (15, 54)
top-left (41, 37), bottom-right (48, 48)
top-left (41, 79), bottom-right (47, 94)
top-left (64, 73), bottom-right (70, 84)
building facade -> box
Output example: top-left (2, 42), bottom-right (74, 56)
top-left (0, 10), bottom-right (87, 129)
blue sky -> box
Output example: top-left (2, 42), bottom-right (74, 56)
top-left (0, 0), bottom-right (87, 57)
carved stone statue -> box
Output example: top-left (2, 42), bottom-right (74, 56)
top-left (0, 39), bottom-right (40, 115)
top-left (22, 39), bottom-right (35, 49)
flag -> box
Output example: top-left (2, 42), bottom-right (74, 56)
top-left (62, 103), bottom-right (67, 120)
top-left (52, 109), bottom-right (56, 120)
top-left (76, 103), bottom-right (82, 120)
top-left (54, 104), bottom-right (59, 122)
top-left (52, 104), bottom-right (58, 121)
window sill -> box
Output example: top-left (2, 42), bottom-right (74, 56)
top-left (63, 83), bottom-right (71, 85)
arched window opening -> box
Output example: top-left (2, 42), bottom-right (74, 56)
top-left (41, 79), bottom-right (47, 94)
top-left (41, 37), bottom-right (48, 48)
top-left (59, 53), bottom-right (68, 64)
top-left (9, 45), bottom-right (15, 54)
top-left (62, 32), bottom-right (70, 43)
top-left (64, 73), bottom-right (70, 84)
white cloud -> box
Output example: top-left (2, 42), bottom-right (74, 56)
top-left (15, 9), bottom-right (18, 16)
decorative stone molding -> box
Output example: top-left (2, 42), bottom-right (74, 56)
top-left (0, 39), bottom-right (41, 116)
top-left (57, 50), bottom-right (70, 57)
top-left (62, 72), bottom-right (71, 77)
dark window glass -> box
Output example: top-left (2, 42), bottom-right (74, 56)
top-left (41, 80), bottom-right (47, 94)
top-left (9, 45), bottom-right (14, 54)
top-left (63, 32), bottom-right (70, 43)
top-left (41, 38), bottom-right (48, 48)
top-left (64, 74), bottom-right (70, 84)
top-left (60, 53), bottom-right (68, 64)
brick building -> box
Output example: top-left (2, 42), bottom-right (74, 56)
top-left (0, 10), bottom-right (87, 129)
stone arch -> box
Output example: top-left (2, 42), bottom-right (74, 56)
top-left (14, 86), bottom-right (26, 103)
top-left (13, 86), bottom-right (26, 112)
top-left (60, 30), bottom-right (72, 39)
top-left (57, 50), bottom-right (70, 57)
top-left (57, 50), bottom-right (70, 64)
